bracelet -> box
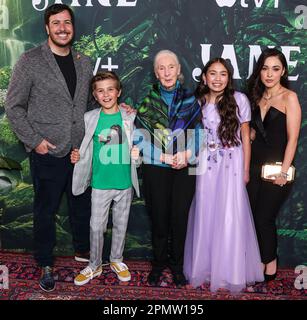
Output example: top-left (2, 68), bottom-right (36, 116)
top-left (280, 172), bottom-right (288, 179)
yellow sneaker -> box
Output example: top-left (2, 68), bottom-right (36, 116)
top-left (110, 262), bottom-right (131, 281)
top-left (74, 265), bottom-right (102, 286)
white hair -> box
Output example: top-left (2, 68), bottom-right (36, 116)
top-left (153, 50), bottom-right (180, 70)
top-left (153, 49), bottom-right (184, 83)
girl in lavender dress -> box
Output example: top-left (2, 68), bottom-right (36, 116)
top-left (183, 58), bottom-right (264, 292)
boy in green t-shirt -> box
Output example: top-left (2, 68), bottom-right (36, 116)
top-left (71, 71), bottom-right (140, 285)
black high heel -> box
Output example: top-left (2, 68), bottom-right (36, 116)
top-left (264, 272), bottom-right (277, 282)
top-left (264, 257), bottom-right (278, 282)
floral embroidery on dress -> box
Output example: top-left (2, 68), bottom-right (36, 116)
top-left (203, 104), bottom-right (236, 167)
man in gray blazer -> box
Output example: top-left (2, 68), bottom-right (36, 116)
top-left (5, 4), bottom-right (93, 292)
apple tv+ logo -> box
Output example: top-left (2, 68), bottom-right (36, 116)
top-left (216, 0), bottom-right (236, 6)
top-left (215, 0), bottom-right (279, 8)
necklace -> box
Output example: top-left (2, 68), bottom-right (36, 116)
top-left (262, 88), bottom-right (285, 108)
top-left (263, 88), bottom-right (285, 101)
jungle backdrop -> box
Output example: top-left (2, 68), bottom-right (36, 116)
top-left (0, 0), bottom-right (306, 267)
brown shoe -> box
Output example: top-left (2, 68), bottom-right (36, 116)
top-left (75, 252), bottom-right (90, 262)
top-left (110, 262), bottom-right (131, 282)
top-left (74, 265), bottom-right (102, 286)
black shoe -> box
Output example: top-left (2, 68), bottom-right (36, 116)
top-left (75, 251), bottom-right (90, 262)
top-left (39, 266), bottom-right (55, 292)
top-left (264, 256), bottom-right (278, 282)
top-left (264, 272), bottom-right (277, 282)
top-left (173, 272), bottom-right (187, 288)
top-left (147, 269), bottom-right (162, 286)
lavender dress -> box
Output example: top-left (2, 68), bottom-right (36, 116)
top-left (183, 92), bottom-right (264, 292)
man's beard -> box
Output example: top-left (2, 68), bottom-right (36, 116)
top-left (49, 33), bottom-right (74, 48)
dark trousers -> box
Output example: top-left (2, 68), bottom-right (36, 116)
top-left (30, 152), bottom-right (91, 267)
top-left (142, 164), bottom-right (196, 273)
top-left (247, 165), bottom-right (291, 264)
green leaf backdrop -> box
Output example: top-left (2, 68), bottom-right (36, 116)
top-left (0, 0), bottom-right (306, 267)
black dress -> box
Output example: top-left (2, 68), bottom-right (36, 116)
top-left (247, 106), bottom-right (292, 264)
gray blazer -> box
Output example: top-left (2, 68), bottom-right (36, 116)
top-left (5, 41), bottom-right (93, 157)
top-left (72, 107), bottom-right (140, 197)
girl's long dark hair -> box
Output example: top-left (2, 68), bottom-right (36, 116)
top-left (247, 48), bottom-right (289, 111)
top-left (195, 58), bottom-right (240, 147)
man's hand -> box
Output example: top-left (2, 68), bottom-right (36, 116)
top-left (70, 149), bottom-right (80, 164)
top-left (35, 139), bottom-right (56, 155)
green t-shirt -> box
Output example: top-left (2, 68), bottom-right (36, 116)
top-left (91, 111), bottom-right (132, 190)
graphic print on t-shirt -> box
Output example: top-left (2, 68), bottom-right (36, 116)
top-left (92, 111), bottom-right (132, 190)
top-left (98, 124), bottom-right (127, 145)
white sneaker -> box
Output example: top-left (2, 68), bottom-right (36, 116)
top-left (110, 262), bottom-right (131, 282)
top-left (74, 265), bottom-right (102, 286)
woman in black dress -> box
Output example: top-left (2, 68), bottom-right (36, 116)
top-left (247, 48), bottom-right (301, 281)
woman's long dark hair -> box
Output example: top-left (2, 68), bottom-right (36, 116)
top-left (247, 48), bottom-right (289, 110)
top-left (195, 58), bottom-right (240, 147)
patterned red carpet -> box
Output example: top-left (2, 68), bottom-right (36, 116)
top-left (0, 252), bottom-right (306, 300)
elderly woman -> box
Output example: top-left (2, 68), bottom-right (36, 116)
top-left (135, 50), bottom-right (203, 287)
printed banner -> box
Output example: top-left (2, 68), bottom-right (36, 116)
top-left (0, 0), bottom-right (306, 266)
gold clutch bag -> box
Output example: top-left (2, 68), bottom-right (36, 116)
top-left (261, 162), bottom-right (295, 182)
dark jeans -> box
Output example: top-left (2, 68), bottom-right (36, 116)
top-left (142, 164), bottom-right (196, 273)
top-left (30, 152), bottom-right (91, 267)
